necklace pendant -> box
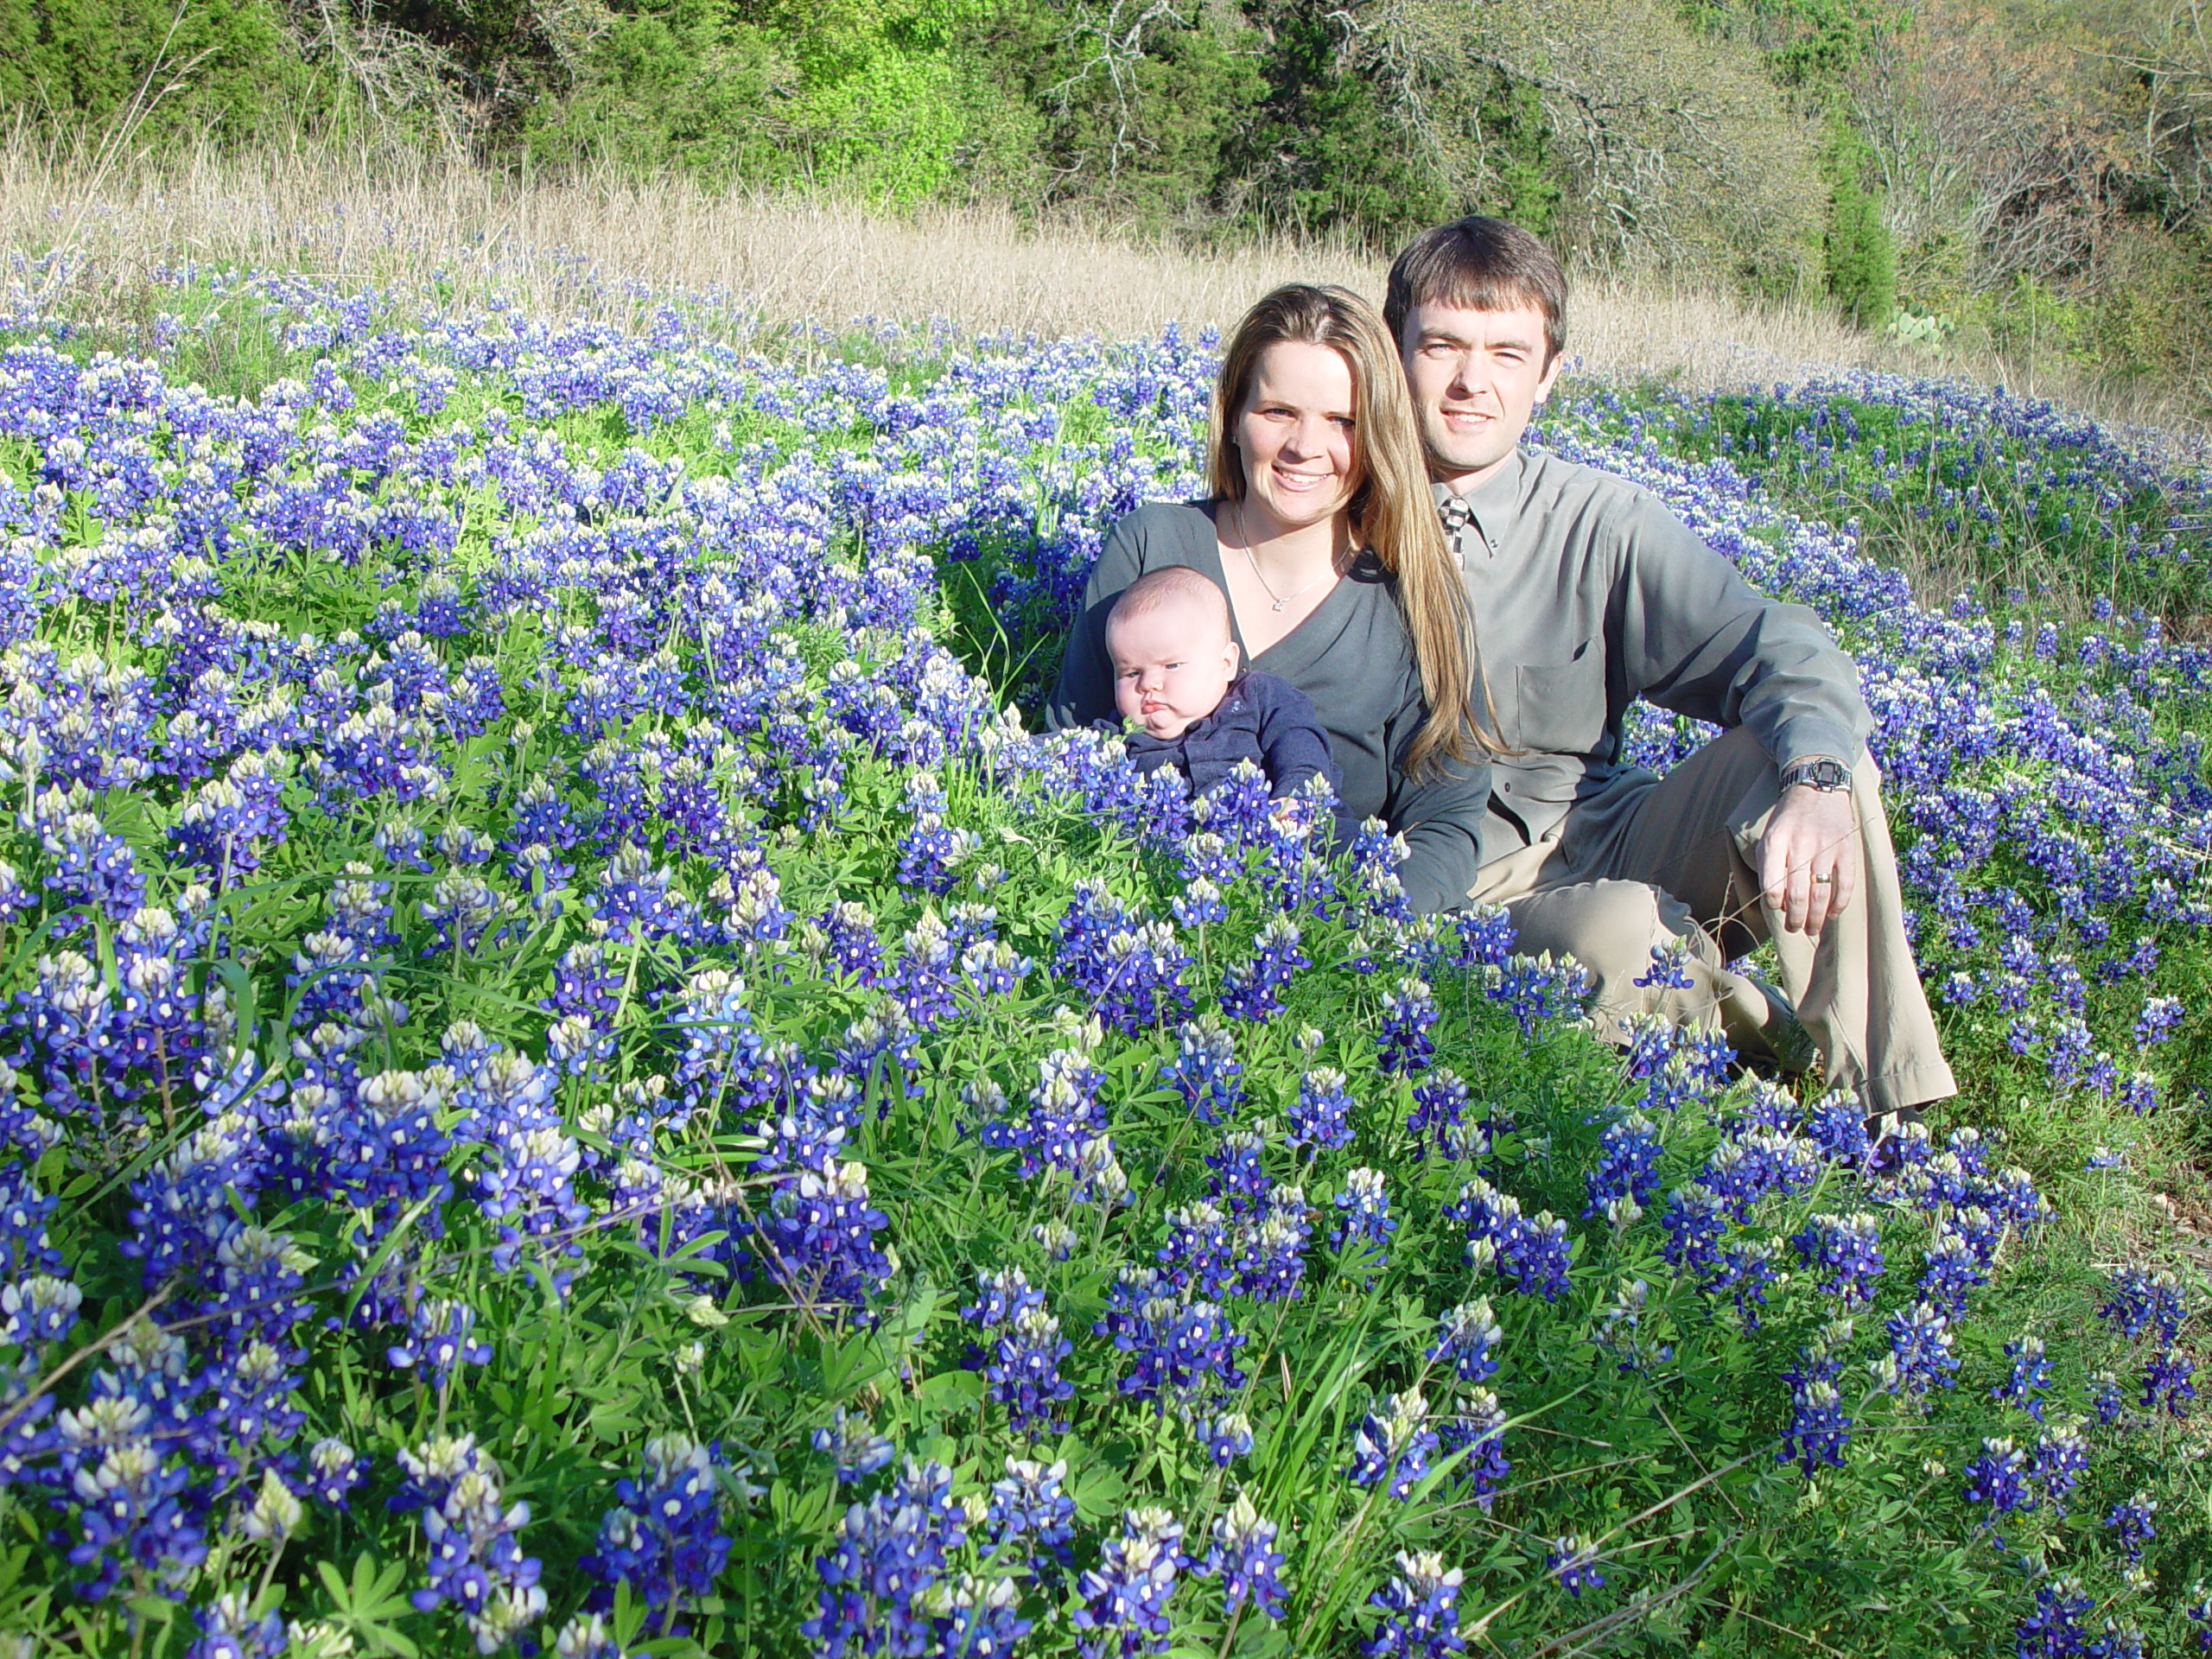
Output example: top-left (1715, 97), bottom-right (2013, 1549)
top-left (1271, 598), bottom-right (1286, 612)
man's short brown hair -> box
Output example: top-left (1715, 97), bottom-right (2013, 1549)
top-left (1384, 217), bottom-right (1568, 366)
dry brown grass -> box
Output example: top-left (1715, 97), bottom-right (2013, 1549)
top-left (0, 137), bottom-right (2195, 423)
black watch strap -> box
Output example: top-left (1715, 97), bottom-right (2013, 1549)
top-left (1778, 757), bottom-right (1853, 793)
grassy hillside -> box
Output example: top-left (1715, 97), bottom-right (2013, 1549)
top-left (0, 199), bottom-right (2205, 1656)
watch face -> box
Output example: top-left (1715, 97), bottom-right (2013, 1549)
top-left (1798, 760), bottom-right (1850, 791)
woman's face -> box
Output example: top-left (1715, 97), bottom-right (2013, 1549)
top-left (1234, 340), bottom-right (1360, 533)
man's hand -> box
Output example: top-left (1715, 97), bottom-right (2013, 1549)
top-left (1759, 782), bottom-right (1859, 938)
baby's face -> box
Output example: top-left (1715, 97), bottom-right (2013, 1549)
top-left (1109, 602), bottom-right (1240, 739)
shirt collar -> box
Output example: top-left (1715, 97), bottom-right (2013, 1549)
top-left (1432, 448), bottom-right (1526, 556)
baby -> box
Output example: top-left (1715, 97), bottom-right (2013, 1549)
top-left (1096, 564), bottom-right (1341, 802)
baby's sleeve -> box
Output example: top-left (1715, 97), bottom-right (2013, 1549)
top-left (1255, 676), bottom-right (1343, 799)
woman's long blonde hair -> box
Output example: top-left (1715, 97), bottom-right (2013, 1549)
top-left (1208, 283), bottom-right (1495, 774)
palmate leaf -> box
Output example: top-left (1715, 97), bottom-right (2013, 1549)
top-left (316, 1553), bottom-right (422, 1658)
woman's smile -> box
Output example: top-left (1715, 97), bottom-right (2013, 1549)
top-left (1236, 340), bottom-right (1359, 535)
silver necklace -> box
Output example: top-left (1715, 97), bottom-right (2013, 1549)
top-left (1231, 500), bottom-right (1334, 613)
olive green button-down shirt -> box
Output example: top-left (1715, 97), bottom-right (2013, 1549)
top-left (1442, 448), bottom-right (1872, 869)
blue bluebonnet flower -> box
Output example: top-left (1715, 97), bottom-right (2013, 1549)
top-left (1162, 1017), bottom-right (1243, 1124)
top-left (1991, 1336), bottom-right (2050, 1420)
top-left (1363, 1550), bottom-right (1465, 1658)
top-left (818, 901), bottom-right (884, 984)
top-left (963, 1266), bottom-right (1045, 1331)
top-left (1198, 1494), bottom-right (1286, 1621)
top-left (804, 1458), bottom-right (966, 1658)
top-left (1348, 1389), bottom-right (1439, 1499)
top-left (2105, 1492), bottom-right (2156, 1562)
top-left (1486, 951), bottom-right (1591, 1034)
top-left (1071, 1135), bottom-right (1133, 1209)
top-left (2031, 1422), bottom-right (2089, 1507)
top-left (1072, 1507), bottom-right (1183, 1659)
top-left (54, 1396), bottom-right (207, 1599)
top-left (2088, 1371), bottom-right (2127, 1427)
top-left (1790, 1212), bottom-right (1884, 1308)
top-left (581, 1435), bottom-right (733, 1635)
top-left (1234, 1186), bottom-right (1312, 1303)
top-left (1291, 1065), bottom-right (1356, 1152)
top-left (2143, 1348), bottom-right (2196, 1417)
top-left (1700, 1128), bottom-right (1821, 1218)
top-left (1437, 1390), bottom-right (1510, 1510)
top-left (1345, 818), bottom-right (1414, 928)
top-left (810, 1408), bottom-right (895, 1485)
top-left (397, 1434), bottom-right (548, 1654)
top-left (1204, 1130), bottom-right (1270, 1217)
top-left (982, 1455), bottom-right (1077, 1567)
top-left (753, 1143), bottom-right (892, 1317)
top-left (386, 1297), bottom-right (493, 1391)
top-left (1547, 1535), bottom-right (1605, 1597)
top-left (924, 1574), bottom-right (1033, 1655)
top-left (1802, 1090), bottom-right (1872, 1165)
top-left (1167, 1203), bottom-right (1238, 1309)
top-left (307, 1437), bottom-right (365, 1508)
top-left (1170, 875), bottom-right (1227, 929)
top-left (1095, 1268), bottom-right (1247, 1408)
top-left (1920, 1222), bottom-right (1991, 1319)
top-left (1443, 906), bottom-right (1516, 972)
top-left (886, 911), bottom-right (962, 1031)
top-left (1885, 1301), bottom-right (1957, 1395)
top-left (1962, 1436), bottom-right (2032, 1532)
top-left (2013, 1578), bottom-right (2093, 1658)
top-left (184, 1590), bottom-right (288, 1659)
top-left (1497, 1211), bottom-right (1573, 1301)
top-left (895, 773), bottom-right (976, 893)
top-left (1015, 1046), bottom-right (1110, 1179)
top-left (960, 938), bottom-right (1031, 1000)
top-left (987, 1306), bottom-right (1076, 1435)
top-left (1218, 918), bottom-right (1306, 1022)
top-left (1332, 1167), bottom-right (1395, 1270)
top-left (2099, 1266), bottom-right (2186, 1343)
top-left (1445, 1176), bottom-right (1519, 1265)
top-left (1429, 1300), bottom-right (1503, 1384)
top-left (2133, 995), bottom-right (2183, 1047)
top-left (1197, 1411), bottom-right (1254, 1466)
top-left (1054, 883), bottom-right (1193, 1032)
top-left (1407, 1070), bottom-right (1471, 1158)
top-left (1658, 1185), bottom-right (1727, 1281)
top-left (1778, 1346), bottom-right (1851, 1476)
top-left (1376, 977), bottom-right (1438, 1075)
top-left (1585, 1113), bottom-right (1663, 1217)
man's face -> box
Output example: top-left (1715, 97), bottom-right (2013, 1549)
top-left (1399, 299), bottom-right (1562, 493)
top-left (1109, 602), bottom-right (1241, 739)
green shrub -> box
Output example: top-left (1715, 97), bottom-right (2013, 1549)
top-left (1825, 170), bottom-right (1896, 328)
top-left (0, 0), bottom-right (310, 139)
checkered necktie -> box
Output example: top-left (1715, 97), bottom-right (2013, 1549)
top-left (1438, 493), bottom-right (1479, 563)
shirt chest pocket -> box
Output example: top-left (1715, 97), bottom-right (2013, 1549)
top-left (1510, 637), bottom-right (1606, 756)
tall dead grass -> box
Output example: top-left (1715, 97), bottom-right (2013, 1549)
top-left (0, 137), bottom-right (2194, 423)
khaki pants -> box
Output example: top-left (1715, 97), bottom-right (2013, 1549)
top-left (1471, 727), bottom-right (1956, 1116)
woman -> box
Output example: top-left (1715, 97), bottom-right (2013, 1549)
top-left (1046, 284), bottom-right (1493, 915)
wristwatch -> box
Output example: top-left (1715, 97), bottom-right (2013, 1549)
top-left (1778, 757), bottom-right (1853, 794)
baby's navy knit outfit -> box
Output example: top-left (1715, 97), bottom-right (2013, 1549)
top-left (1097, 670), bottom-right (1342, 802)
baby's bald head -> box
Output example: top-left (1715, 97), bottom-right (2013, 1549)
top-left (1106, 567), bottom-right (1241, 739)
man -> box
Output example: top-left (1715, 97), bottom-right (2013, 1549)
top-left (1386, 215), bottom-right (1954, 1121)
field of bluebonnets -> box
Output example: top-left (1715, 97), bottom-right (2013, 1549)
top-left (0, 251), bottom-right (2209, 1659)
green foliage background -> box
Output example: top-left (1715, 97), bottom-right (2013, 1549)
top-left (8, 0), bottom-right (2212, 400)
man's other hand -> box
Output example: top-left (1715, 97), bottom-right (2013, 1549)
top-left (1759, 783), bottom-right (1859, 938)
